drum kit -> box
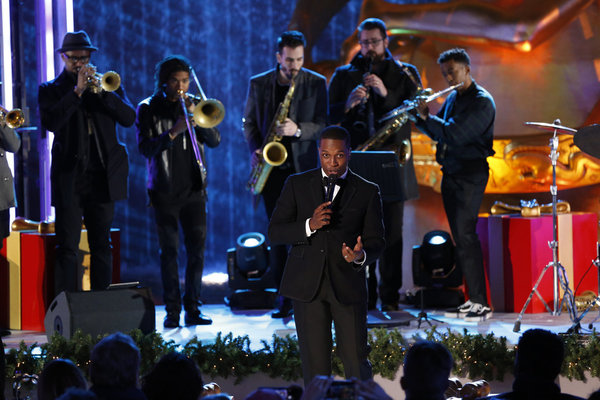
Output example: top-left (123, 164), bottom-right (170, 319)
top-left (513, 121), bottom-right (600, 333)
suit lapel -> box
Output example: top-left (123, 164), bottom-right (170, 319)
top-left (336, 170), bottom-right (357, 213)
top-left (309, 170), bottom-right (325, 207)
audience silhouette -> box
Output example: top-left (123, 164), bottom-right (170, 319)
top-left (480, 329), bottom-right (584, 400)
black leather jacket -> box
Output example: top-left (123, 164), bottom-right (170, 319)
top-left (136, 92), bottom-right (220, 194)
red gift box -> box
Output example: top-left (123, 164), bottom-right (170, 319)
top-left (477, 213), bottom-right (598, 313)
top-left (1, 229), bottom-right (120, 331)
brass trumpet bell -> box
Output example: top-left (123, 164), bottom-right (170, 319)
top-left (263, 141), bottom-right (288, 167)
top-left (87, 70), bottom-right (121, 93)
top-left (0, 108), bottom-right (25, 129)
top-left (192, 99), bottom-right (225, 128)
top-left (100, 71), bottom-right (121, 92)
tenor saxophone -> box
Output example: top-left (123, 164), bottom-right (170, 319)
top-left (246, 77), bottom-right (297, 195)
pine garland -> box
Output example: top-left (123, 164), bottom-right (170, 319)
top-left (4, 328), bottom-right (600, 385)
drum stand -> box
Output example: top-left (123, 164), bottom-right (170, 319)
top-left (566, 244), bottom-right (600, 332)
top-left (513, 122), bottom-right (578, 332)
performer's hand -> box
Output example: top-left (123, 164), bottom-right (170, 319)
top-left (309, 202), bottom-right (333, 230)
top-left (363, 73), bottom-right (388, 98)
top-left (345, 85), bottom-right (368, 112)
top-left (251, 149), bottom-right (262, 168)
top-left (414, 97), bottom-right (429, 121)
top-left (169, 115), bottom-right (189, 138)
top-left (75, 64), bottom-right (95, 96)
top-left (275, 118), bottom-right (298, 137)
top-left (342, 236), bottom-right (365, 263)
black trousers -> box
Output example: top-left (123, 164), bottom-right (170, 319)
top-left (262, 165), bottom-right (294, 289)
top-left (151, 191), bottom-right (207, 315)
top-left (368, 201), bottom-right (404, 307)
top-left (292, 268), bottom-right (372, 386)
top-left (54, 171), bottom-right (114, 294)
top-left (0, 209), bottom-right (8, 250)
top-left (441, 169), bottom-right (489, 305)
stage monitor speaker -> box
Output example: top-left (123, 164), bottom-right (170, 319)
top-left (44, 287), bottom-right (155, 340)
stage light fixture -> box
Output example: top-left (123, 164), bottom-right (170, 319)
top-left (226, 232), bottom-right (277, 309)
top-left (412, 230), bottom-right (464, 307)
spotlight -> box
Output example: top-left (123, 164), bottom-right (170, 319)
top-left (412, 230), bottom-right (464, 307)
top-left (226, 232), bottom-right (277, 309)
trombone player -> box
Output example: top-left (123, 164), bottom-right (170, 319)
top-left (38, 31), bottom-right (135, 295)
top-left (136, 55), bottom-right (220, 328)
top-left (243, 31), bottom-right (328, 318)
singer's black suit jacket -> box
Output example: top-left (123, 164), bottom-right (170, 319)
top-left (268, 168), bottom-right (385, 304)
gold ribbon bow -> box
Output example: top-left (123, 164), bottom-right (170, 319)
top-left (491, 200), bottom-right (571, 217)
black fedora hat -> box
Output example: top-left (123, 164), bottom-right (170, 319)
top-left (56, 30), bottom-right (98, 53)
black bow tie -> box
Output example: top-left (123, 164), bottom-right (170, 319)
top-left (322, 175), bottom-right (345, 187)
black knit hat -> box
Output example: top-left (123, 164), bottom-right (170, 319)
top-left (56, 31), bottom-right (98, 53)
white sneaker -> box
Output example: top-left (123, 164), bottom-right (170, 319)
top-left (464, 303), bottom-right (493, 322)
top-left (444, 300), bottom-right (474, 318)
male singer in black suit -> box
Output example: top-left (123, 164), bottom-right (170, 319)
top-left (244, 31), bottom-right (328, 318)
top-left (38, 31), bottom-right (135, 294)
top-left (268, 126), bottom-right (385, 384)
top-left (329, 18), bottom-right (421, 311)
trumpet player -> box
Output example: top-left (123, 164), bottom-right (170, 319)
top-left (413, 48), bottom-right (495, 321)
top-left (0, 112), bottom-right (21, 251)
top-left (38, 31), bottom-right (136, 295)
top-left (136, 55), bottom-right (220, 328)
top-left (328, 18), bottom-right (421, 312)
top-left (243, 31), bottom-right (327, 318)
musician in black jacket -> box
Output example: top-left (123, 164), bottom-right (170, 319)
top-left (38, 31), bottom-right (135, 295)
top-left (137, 55), bottom-right (220, 328)
top-left (243, 31), bottom-right (327, 318)
top-left (329, 18), bottom-right (420, 311)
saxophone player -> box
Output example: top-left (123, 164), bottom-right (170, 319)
top-left (329, 18), bottom-right (421, 312)
top-left (243, 31), bottom-right (328, 318)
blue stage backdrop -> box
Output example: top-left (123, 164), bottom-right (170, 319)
top-left (58, 0), bottom-right (363, 296)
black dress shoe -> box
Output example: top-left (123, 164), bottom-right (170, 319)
top-left (163, 313), bottom-right (180, 328)
top-left (271, 299), bottom-right (293, 319)
top-left (185, 310), bottom-right (213, 325)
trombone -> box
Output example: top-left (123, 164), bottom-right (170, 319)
top-left (0, 105), bottom-right (25, 129)
top-left (176, 66), bottom-right (225, 182)
top-left (188, 67), bottom-right (225, 128)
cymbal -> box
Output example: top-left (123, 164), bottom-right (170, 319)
top-left (524, 121), bottom-right (577, 135)
top-left (574, 124), bottom-right (600, 159)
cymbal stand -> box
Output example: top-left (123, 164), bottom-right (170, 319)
top-left (513, 120), bottom-right (578, 332)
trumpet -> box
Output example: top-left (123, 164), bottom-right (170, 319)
top-left (86, 70), bottom-right (121, 93)
top-left (0, 105), bottom-right (25, 129)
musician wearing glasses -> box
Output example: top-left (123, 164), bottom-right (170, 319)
top-left (38, 31), bottom-right (135, 295)
top-left (136, 55), bottom-right (220, 328)
top-left (328, 18), bottom-right (421, 312)
top-left (243, 31), bottom-right (328, 318)
top-left (413, 48), bottom-right (495, 321)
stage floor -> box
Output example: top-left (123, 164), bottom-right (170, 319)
top-left (4, 303), bottom-right (600, 351)
top-left (3, 304), bottom-right (600, 399)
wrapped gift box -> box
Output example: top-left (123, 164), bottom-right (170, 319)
top-left (477, 213), bottom-right (598, 313)
top-left (1, 229), bottom-right (120, 331)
